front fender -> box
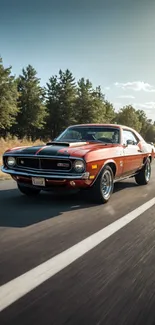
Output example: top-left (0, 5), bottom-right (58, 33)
top-left (89, 159), bottom-right (117, 187)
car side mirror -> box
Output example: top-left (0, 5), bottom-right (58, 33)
top-left (126, 139), bottom-right (134, 145)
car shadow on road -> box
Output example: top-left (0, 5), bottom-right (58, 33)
top-left (114, 180), bottom-right (138, 192)
top-left (0, 180), bottom-right (138, 228)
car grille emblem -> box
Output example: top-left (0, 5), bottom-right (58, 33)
top-left (57, 162), bottom-right (69, 167)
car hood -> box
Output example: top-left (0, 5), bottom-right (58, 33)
top-left (5, 141), bottom-right (115, 158)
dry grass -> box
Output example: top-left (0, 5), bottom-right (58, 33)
top-left (0, 137), bottom-right (44, 179)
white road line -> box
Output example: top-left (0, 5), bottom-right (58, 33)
top-left (0, 197), bottom-right (155, 312)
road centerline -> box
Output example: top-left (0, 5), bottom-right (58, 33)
top-left (0, 197), bottom-right (155, 312)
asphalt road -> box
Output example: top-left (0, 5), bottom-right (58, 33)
top-left (1, 164), bottom-right (155, 325)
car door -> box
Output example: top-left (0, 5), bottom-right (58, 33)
top-left (122, 129), bottom-right (143, 175)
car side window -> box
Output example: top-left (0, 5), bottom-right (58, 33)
top-left (122, 130), bottom-right (138, 145)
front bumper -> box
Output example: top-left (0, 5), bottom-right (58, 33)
top-left (1, 166), bottom-right (90, 181)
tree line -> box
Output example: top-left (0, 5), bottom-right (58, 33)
top-left (0, 56), bottom-right (155, 142)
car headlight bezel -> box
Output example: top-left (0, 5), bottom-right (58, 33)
top-left (7, 156), bottom-right (16, 167)
top-left (73, 160), bottom-right (85, 173)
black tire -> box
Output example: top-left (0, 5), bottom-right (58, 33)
top-left (18, 184), bottom-right (41, 196)
top-left (90, 165), bottom-right (114, 204)
top-left (135, 158), bottom-right (151, 185)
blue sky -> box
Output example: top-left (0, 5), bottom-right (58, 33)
top-left (0, 0), bottom-right (155, 120)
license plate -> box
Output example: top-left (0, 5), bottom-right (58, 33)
top-left (32, 177), bottom-right (45, 186)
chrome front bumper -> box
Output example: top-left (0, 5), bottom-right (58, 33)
top-left (1, 166), bottom-right (90, 180)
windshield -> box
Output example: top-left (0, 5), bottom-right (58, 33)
top-left (55, 126), bottom-right (120, 144)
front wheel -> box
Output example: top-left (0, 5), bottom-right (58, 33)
top-left (90, 165), bottom-right (114, 204)
top-left (18, 184), bottom-right (41, 196)
top-left (135, 158), bottom-right (151, 185)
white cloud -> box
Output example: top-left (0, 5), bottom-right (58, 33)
top-left (117, 95), bottom-right (135, 99)
top-left (104, 86), bottom-right (110, 91)
top-left (113, 102), bottom-right (155, 120)
top-left (114, 81), bottom-right (155, 93)
top-left (134, 102), bottom-right (155, 110)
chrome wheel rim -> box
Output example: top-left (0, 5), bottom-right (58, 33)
top-left (101, 170), bottom-right (113, 199)
top-left (145, 162), bottom-right (151, 182)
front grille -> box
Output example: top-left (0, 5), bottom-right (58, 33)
top-left (17, 158), bottom-right (39, 169)
top-left (40, 159), bottom-right (71, 170)
top-left (16, 157), bottom-right (71, 171)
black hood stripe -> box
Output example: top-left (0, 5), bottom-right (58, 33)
top-left (37, 146), bottom-right (70, 157)
top-left (10, 146), bottom-right (42, 155)
top-left (35, 146), bottom-right (47, 155)
top-left (9, 145), bottom-right (70, 157)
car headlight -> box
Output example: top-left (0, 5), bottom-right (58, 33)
top-left (74, 160), bottom-right (85, 173)
top-left (7, 157), bottom-right (16, 167)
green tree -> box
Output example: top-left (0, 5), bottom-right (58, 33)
top-left (75, 78), bottom-right (106, 124)
top-left (135, 110), bottom-right (148, 138)
top-left (46, 75), bottom-right (62, 138)
top-left (0, 57), bottom-right (19, 136)
top-left (46, 69), bottom-right (77, 138)
top-left (58, 69), bottom-right (77, 127)
top-left (104, 100), bottom-right (116, 122)
top-left (145, 124), bottom-right (155, 142)
top-left (75, 78), bottom-right (94, 124)
top-left (115, 105), bottom-right (142, 132)
top-left (135, 109), bottom-right (155, 141)
top-left (16, 65), bottom-right (47, 139)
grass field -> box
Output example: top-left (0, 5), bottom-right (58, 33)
top-left (0, 137), bottom-right (44, 179)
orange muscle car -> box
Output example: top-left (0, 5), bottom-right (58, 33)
top-left (1, 124), bottom-right (154, 204)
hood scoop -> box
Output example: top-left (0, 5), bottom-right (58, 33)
top-left (46, 141), bottom-right (87, 147)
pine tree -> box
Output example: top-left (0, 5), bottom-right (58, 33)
top-left (75, 78), bottom-right (106, 124)
top-left (16, 65), bottom-right (48, 139)
top-left (46, 69), bottom-right (77, 138)
top-left (46, 75), bottom-right (61, 138)
top-left (58, 69), bottom-right (77, 127)
top-left (0, 57), bottom-right (19, 136)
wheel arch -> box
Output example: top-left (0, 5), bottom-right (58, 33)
top-left (90, 159), bottom-right (117, 187)
top-left (101, 159), bottom-right (117, 176)
top-left (143, 155), bottom-right (152, 164)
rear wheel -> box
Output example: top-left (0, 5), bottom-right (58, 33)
top-left (135, 158), bottom-right (151, 185)
top-left (18, 184), bottom-right (41, 196)
top-left (90, 165), bottom-right (114, 204)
